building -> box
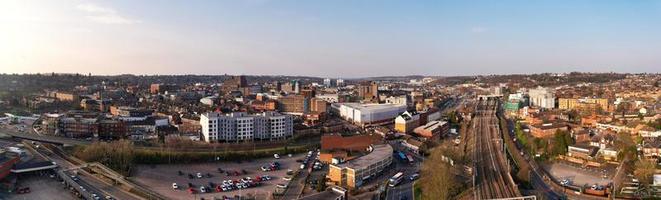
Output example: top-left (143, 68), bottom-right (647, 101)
top-left (357, 81), bottom-right (378, 102)
top-left (59, 117), bottom-right (98, 138)
top-left (528, 87), bottom-right (555, 109)
top-left (394, 111), bottom-right (419, 134)
top-left (220, 75), bottom-right (248, 94)
top-left (281, 80), bottom-right (301, 94)
top-left (49, 91), bottom-right (79, 102)
top-left (278, 95), bottom-right (309, 114)
top-left (98, 120), bottom-right (128, 139)
top-left (310, 98), bottom-right (328, 113)
top-left (336, 79), bottom-right (345, 87)
top-left (200, 112), bottom-right (293, 142)
top-left (199, 96), bottom-right (218, 106)
top-left (250, 100), bottom-right (277, 111)
top-left (316, 93), bottom-right (340, 103)
top-left (328, 144), bottom-right (393, 189)
top-left (337, 103), bottom-right (407, 127)
top-left (150, 84), bottom-right (178, 94)
top-left (385, 95), bottom-right (409, 106)
top-left (558, 98), bottom-right (610, 112)
top-left (529, 122), bottom-right (568, 138)
top-left (324, 78), bottom-right (333, 87)
top-left (567, 143), bottom-right (599, 160)
top-left (109, 106), bottom-right (153, 117)
top-left (413, 120), bottom-right (449, 140)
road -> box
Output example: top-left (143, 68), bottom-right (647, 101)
top-left (280, 150), bottom-right (317, 200)
top-left (386, 143), bottom-right (422, 200)
top-left (28, 141), bottom-right (141, 200)
top-left (505, 119), bottom-right (564, 200)
top-left (471, 98), bottom-right (520, 199)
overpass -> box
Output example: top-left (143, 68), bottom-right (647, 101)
top-left (2, 131), bottom-right (91, 146)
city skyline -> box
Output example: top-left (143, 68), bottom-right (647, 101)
top-left (2, 0), bottom-right (660, 77)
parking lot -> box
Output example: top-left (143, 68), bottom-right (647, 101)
top-left (6, 173), bottom-right (75, 200)
top-left (544, 161), bottom-right (613, 187)
top-left (132, 153), bottom-right (307, 200)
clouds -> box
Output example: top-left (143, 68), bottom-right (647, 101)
top-left (76, 3), bottom-right (141, 25)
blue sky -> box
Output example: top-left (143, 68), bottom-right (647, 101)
top-left (1, 0), bottom-right (659, 77)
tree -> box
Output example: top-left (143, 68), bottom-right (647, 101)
top-left (634, 159), bottom-right (656, 185)
top-left (551, 130), bottom-right (573, 156)
top-left (419, 147), bottom-right (461, 200)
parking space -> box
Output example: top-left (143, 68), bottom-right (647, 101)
top-left (544, 161), bottom-right (613, 187)
top-left (7, 173), bottom-right (76, 200)
top-left (132, 153), bottom-right (307, 200)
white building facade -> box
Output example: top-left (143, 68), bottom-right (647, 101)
top-left (337, 103), bottom-right (407, 127)
top-left (200, 112), bottom-right (293, 142)
top-left (528, 87), bottom-right (556, 109)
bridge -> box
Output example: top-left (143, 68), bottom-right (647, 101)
top-left (2, 131), bottom-right (91, 146)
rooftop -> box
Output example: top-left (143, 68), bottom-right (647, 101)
top-left (334, 144), bottom-right (393, 170)
top-left (339, 103), bottom-right (406, 112)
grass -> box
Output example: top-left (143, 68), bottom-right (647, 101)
top-left (414, 181), bottom-right (422, 200)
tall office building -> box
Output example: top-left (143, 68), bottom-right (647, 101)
top-left (528, 87), bottom-right (556, 109)
top-left (323, 78), bottom-right (333, 87)
top-left (336, 79), bottom-right (345, 87)
top-left (357, 81), bottom-right (379, 102)
top-left (200, 112), bottom-right (293, 142)
top-left (221, 75), bottom-right (248, 94)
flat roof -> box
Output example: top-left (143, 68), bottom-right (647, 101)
top-left (334, 144), bottom-right (392, 170)
top-left (340, 103), bottom-right (406, 112)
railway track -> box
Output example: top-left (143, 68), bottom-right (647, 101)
top-left (473, 99), bottom-right (520, 199)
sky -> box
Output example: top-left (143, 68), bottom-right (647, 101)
top-left (1, 0), bottom-right (660, 78)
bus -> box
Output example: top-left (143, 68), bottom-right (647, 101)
top-left (406, 154), bottom-right (414, 163)
top-left (397, 152), bottom-right (407, 161)
top-left (388, 172), bottom-right (404, 187)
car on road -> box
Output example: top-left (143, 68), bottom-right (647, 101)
top-left (172, 182), bottom-right (179, 189)
top-left (196, 172), bottom-right (203, 178)
top-left (560, 179), bottom-right (570, 186)
top-left (300, 164), bottom-right (306, 169)
top-left (200, 186), bottom-right (207, 193)
top-left (274, 154), bottom-right (280, 159)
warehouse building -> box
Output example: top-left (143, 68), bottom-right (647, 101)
top-left (337, 103), bottom-right (407, 127)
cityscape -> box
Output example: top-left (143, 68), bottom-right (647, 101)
top-left (1, 1), bottom-right (660, 200)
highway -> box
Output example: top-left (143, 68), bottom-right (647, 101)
top-left (471, 98), bottom-right (520, 199)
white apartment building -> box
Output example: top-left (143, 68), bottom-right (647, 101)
top-left (200, 112), bottom-right (293, 143)
top-left (528, 87), bottom-right (556, 109)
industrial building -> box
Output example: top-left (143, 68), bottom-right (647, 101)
top-left (337, 103), bottom-right (407, 127)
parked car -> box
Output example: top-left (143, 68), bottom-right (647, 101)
top-left (409, 173), bottom-right (419, 181)
top-left (172, 183), bottom-right (179, 189)
top-left (274, 154), bottom-right (280, 159)
top-left (196, 172), bottom-right (203, 178)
